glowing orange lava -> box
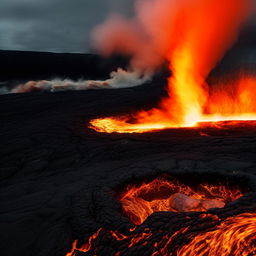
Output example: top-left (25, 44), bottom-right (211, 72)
top-left (65, 178), bottom-right (254, 256)
top-left (65, 229), bottom-right (102, 256)
top-left (119, 176), bottom-right (242, 225)
top-left (65, 212), bottom-right (256, 256)
top-left (89, 77), bottom-right (256, 134)
top-left (89, 0), bottom-right (254, 134)
top-left (176, 213), bottom-right (256, 256)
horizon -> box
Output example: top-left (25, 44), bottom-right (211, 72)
top-left (0, 0), bottom-right (255, 54)
top-left (0, 0), bottom-right (134, 53)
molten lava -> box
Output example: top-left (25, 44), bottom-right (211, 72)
top-left (176, 213), bottom-right (256, 256)
top-left (89, 0), bottom-right (255, 134)
top-left (119, 176), bottom-right (242, 225)
top-left (90, 76), bottom-right (256, 134)
top-left (66, 211), bottom-right (256, 256)
top-left (65, 176), bottom-right (256, 256)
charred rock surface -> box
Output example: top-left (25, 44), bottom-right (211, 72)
top-left (1, 81), bottom-right (256, 256)
top-left (69, 195), bottom-right (256, 256)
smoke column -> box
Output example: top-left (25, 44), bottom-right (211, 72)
top-left (89, 0), bottom-right (254, 133)
top-left (3, 0), bottom-right (252, 95)
top-left (92, 0), bottom-right (251, 75)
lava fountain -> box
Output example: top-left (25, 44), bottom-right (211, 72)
top-left (89, 0), bottom-right (255, 133)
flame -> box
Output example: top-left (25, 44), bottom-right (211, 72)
top-left (89, 0), bottom-right (254, 134)
top-left (119, 176), bottom-right (242, 225)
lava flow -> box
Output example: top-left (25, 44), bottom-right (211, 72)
top-left (89, 0), bottom-right (255, 134)
top-left (65, 176), bottom-right (256, 256)
top-left (66, 213), bottom-right (256, 256)
top-left (119, 176), bottom-right (242, 225)
top-left (90, 77), bottom-right (256, 133)
top-left (176, 213), bottom-right (256, 256)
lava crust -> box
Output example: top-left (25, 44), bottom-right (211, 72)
top-left (1, 80), bottom-right (256, 256)
top-left (67, 170), bottom-right (256, 256)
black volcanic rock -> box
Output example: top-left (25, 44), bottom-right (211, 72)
top-left (1, 81), bottom-right (256, 256)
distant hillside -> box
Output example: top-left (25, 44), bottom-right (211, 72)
top-left (0, 24), bottom-right (255, 86)
top-left (0, 50), bottom-right (128, 82)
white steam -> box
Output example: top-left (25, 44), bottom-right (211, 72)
top-left (0, 68), bottom-right (151, 94)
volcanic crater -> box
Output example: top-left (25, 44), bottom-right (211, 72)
top-left (67, 169), bottom-right (256, 256)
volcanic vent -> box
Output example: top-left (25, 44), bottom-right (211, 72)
top-left (66, 170), bottom-right (256, 256)
top-left (119, 174), bottom-right (243, 225)
top-left (88, 0), bottom-right (256, 134)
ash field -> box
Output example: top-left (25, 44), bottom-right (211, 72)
top-left (1, 25), bottom-right (256, 256)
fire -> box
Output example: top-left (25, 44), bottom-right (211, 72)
top-left (89, 0), bottom-right (255, 134)
top-left (119, 176), bottom-right (242, 225)
top-left (206, 77), bottom-right (256, 119)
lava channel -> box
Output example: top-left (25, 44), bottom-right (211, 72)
top-left (65, 176), bottom-right (254, 256)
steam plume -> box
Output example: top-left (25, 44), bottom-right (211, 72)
top-left (0, 68), bottom-right (151, 94)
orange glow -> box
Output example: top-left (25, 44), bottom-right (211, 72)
top-left (89, 0), bottom-right (254, 134)
top-left (89, 116), bottom-right (176, 134)
top-left (65, 178), bottom-right (254, 256)
top-left (65, 213), bottom-right (256, 256)
top-left (205, 77), bottom-right (256, 120)
top-left (65, 228), bottom-right (102, 255)
top-left (119, 176), bottom-right (242, 225)
top-left (176, 213), bottom-right (256, 256)
top-left (89, 78), bottom-right (256, 134)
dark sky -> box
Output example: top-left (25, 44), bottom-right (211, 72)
top-left (0, 0), bottom-right (134, 53)
top-left (0, 0), bottom-right (255, 54)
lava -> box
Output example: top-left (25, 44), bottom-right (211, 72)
top-left (176, 213), bottom-right (256, 256)
top-left (70, 0), bottom-right (256, 253)
top-left (65, 229), bottom-right (103, 256)
top-left (66, 212), bottom-right (256, 256)
top-left (89, 76), bottom-right (256, 134)
top-left (89, 0), bottom-right (254, 134)
top-left (119, 176), bottom-right (242, 225)
top-left (65, 176), bottom-right (255, 256)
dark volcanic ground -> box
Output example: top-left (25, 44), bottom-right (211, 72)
top-left (1, 78), bottom-right (256, 256)
top-left (1, 27), bottom-right (256, 255)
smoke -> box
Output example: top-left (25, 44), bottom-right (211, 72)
top-left (0, 68), bottom-right (151, 94)
top-left (91, 0), bottom-right (252, 75)
top-left (2, 0), bottom-right (252, 95)
top-left (0, 87), bottom-right (8, 94)
top-left (91, 15), bottom-right (163, 73)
